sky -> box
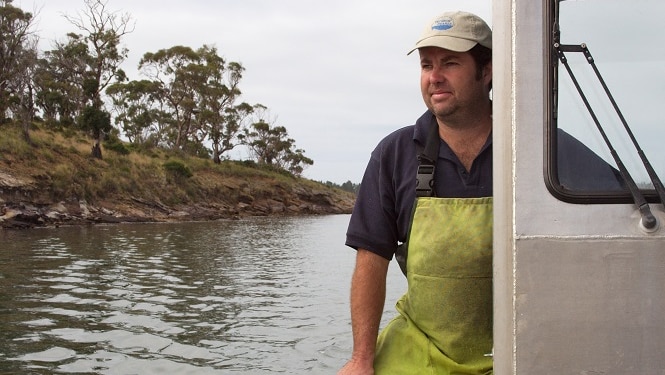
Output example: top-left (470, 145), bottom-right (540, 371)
top-left (21, 0), bottom-right (492, 184)
top-left (556, 0), bottom-right (665, 186)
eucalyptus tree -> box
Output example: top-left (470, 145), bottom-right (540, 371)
top-left (106, 79), bottom-right (163, 146)
top-left (195, 45), bottom-right (251, 163)
top-left (12, 40), bottom-right (37, 144)
top-left (0, 0), bottom-right (38, 141)
top-left (63, 0), bottom-right (133, 106)
top-left (204, 100), bottom-right (254, 163)
top-left (56, 0), bottom-right (134, 158)
top-left (34, 33), bottom-right (89, 126)
top-left (139, 45), bottom-right (201, 151)
top-left (139, 44), bottom-right (252, 160)
top-left (241, 109), bottom-right (313, 176)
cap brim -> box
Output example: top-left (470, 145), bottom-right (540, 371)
top-left (407, 36), bottom-right (478, 55)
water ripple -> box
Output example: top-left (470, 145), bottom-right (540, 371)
top-left (0, 216), bottom-right (407, 374)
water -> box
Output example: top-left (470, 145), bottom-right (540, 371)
top-left (0, 215), bottom-right (407, 374)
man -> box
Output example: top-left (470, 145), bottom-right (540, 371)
top-left (338, 11), bottom-right (494, 375)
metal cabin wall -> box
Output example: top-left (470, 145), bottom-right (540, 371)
top-left (491, 0), bottom-right (517, 372)
top-left (493, 0), bottom-right (665, 374)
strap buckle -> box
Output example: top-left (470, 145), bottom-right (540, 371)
top-left (415, 164), bottom-right (435, 197)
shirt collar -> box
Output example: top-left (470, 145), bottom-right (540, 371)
top-left (412, 110), bottom-right (494, 147)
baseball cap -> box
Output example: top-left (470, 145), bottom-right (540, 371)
top-left (407, 11), bottom-right (492, 55)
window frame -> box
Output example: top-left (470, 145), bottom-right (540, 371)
top-left (544, 0), bottom-right (660, 205)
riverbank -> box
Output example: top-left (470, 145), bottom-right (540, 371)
top-left (0, 178), bottom-right (355, 229)
top-left (0, 125), bottom-right (356, 229)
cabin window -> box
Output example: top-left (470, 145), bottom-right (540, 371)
top-left (547, 0), bottom-right (665, 204)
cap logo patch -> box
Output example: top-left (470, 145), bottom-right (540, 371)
top-left (431, 17), bottom-right (454, 31)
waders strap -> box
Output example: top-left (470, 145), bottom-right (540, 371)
top-left (415, 122), bottom-right (440, 198)
top-left (397, 121), bottom-right (441, 275)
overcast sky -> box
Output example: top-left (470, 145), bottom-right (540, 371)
top-left (23, 0), bottom-right (491, 184)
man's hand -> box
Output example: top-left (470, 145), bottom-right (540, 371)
top-left (337, 357), bottom-right (374, 375)
top-left (337, 249), bottom-right (389, 375)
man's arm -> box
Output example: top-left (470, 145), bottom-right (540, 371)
top-left (337, 249), bottom-right (390, 375)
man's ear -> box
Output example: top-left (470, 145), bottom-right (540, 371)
top-left (483, 63), bottom-right (492, 87)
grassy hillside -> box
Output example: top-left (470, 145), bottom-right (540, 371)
top-left (0, 123), bottom-right (355, 227)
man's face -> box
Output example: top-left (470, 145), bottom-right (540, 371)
top-left (419, 46), bottom-right (491, 124)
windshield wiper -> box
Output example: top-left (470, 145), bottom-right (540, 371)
top-left (554, 42), bottom-right (664, 230)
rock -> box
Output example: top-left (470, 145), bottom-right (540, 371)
top-left (50, 202), bottom-right (68, 213)
top-left (0, 175), bottom-right (355, 229)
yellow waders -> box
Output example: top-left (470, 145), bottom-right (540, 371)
top-left (374, 197), bottom-right (493, 374)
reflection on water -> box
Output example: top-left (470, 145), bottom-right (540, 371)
top-left (0, 215), bottom-right (406, 374)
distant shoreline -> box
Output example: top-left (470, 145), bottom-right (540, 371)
top-left (0, 178), bottom-right (354, 229)
top-left (1, 124), bottom-right (356, 230)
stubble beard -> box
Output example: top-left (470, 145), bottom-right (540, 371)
top-left (428, 100), bottom-right (466, 127)
top-left (427, 89), bottom-right (490, 129)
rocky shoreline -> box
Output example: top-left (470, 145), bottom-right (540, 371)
top-left (0, 171), bottom-right (356, 229)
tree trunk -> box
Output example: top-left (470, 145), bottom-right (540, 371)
top-left (19, 84), bottom-right (34, 146)
top-left (91, 141), bottom-right (103, 159)
top-left (21, 117), bottom-right (32, 146)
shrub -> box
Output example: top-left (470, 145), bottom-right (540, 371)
top-left (104, 136), bottom-right (130, 155)
top-left (163, 160), bottom-right (193, 178)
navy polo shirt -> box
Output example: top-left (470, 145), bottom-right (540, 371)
top-left (345, 110), bottom-right (493, 260)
